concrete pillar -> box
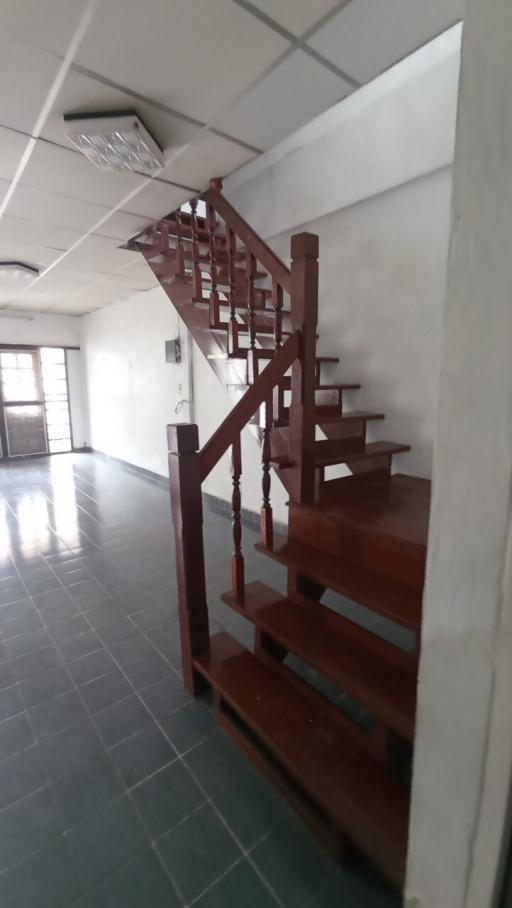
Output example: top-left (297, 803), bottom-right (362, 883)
top-left (406, 2), bottom-right (512, 907)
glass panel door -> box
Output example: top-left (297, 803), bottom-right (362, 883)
top-left (0, 350), bottom-right (49, 457)
top-left (40, 348), bottom-right (72, 453)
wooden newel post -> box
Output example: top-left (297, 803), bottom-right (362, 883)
top-left (288, 232), bottom-right (319, 504)
top-left (167, 423), bottom-right (210, 696)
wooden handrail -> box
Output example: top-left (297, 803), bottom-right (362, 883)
top-left (199, 331), bottom-right (300, 482)
top-left (203, 187), bottom-right (291, 296)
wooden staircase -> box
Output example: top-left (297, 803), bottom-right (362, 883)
top-left (128, 180), bottom-right (431, 890)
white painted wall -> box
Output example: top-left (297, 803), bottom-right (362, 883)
top-left (0, 310), bottom-right (81, 348)
top-left (81, 286), bottom-right (191, 477)
top-left (215, 25), bottom-right (461, 482)
top-left (406, 3), bottom-right (512, 906)
top-left (0, 310), bottom-right (89, 450)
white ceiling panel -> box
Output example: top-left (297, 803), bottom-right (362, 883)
top-left (62, 235), bottom-right (140, 274)
top-left (0, 238), bottom-right (61, 268)
top-left (246, 0), bottom-right (342, 37)
top-left (0, 215), bottom-right (83, 252)
top-left (0, 0), bottom-right (89, 56)
top-left (0, 33), bottom-right (62, 135)
top-left (119, 181), bottom-right (192, 220)
top-left (34, 265), bottom-right (114, 287)
top-left (214, 49), bottom-right (352, 150)
top-left (94, 210), bottom-right (153, 242)
top-left (41, 68), bottom-right (199, 158)
top-left (159, 132), bottom-right (256, 191)
top-left (0, 299), bottom-right (50, 312)
top-left (7, 183), bottom-right (102, 234)
top-left (75, 0), bottom-right (289, 123)
top-left (0, 127), bottom-right (30, 181)
top-left (308, 0), bottom-right (464, 83)
top-left (19, 140), bottom-right (147, 210)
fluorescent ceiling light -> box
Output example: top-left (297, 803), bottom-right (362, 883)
top-left (64, 110), bottom-right (164, 175)
top-left (0, 262), bottom-right (39, 280)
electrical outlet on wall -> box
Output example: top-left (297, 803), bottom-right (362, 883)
top-left (177, 383), bottom-right (183, 396)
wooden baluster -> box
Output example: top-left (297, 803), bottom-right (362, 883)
top-left (206, 199), bottom-right (220, 328)
top-left (287, 233), bottom-right (320, 505)
top-left (231, 434), bottom-right (245, 600)
top-left (159, 220), bottom-right (169, 256)
top-left (272, 279), bottom-right (283, 350)
top-left (226, 225), bottom-right (239, 356)
top-left (167, 424), bottom-right (210, 696)
top-left (247, 251), bottom-right (258, 384)
top-left (190, 199), bottom-right (203, 301)
top-left (260, 397), bottom-right (273, 550)
top-left (175, 209), bottom-right (185, 277)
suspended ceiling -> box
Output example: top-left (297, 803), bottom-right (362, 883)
top-left (0, 0), bottom-right (464, 316)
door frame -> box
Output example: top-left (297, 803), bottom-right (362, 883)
top-left (0, 343), bottom-right (79, 460)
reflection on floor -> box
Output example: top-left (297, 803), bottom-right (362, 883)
top-left (0, 452), bottom-right (399, 908)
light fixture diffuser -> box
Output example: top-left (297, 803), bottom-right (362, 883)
top-left (63, 110), bottom-right (164, 176)
top-left (0, 262), bottom-right (39, 280)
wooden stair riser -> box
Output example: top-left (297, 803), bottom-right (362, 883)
top-left (288, 503), bottom-right (426, 591)
top-left (194, 633), bottom-right (409, 888)
top-left (222, 581), bottom-right (417, 740)
top-left (256, 535), bottom-right (422, 631)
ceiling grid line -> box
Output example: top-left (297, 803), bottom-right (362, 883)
top-left (0, 0), bottom-right (464, 315)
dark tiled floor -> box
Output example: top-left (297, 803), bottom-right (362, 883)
top-left (0, 453), bottom-right (400, 907)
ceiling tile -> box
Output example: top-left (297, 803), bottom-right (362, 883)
top-left (94, 210), bottom-right (153, 242)
top-left (0, 214), bottom-right (83, 252)
top-left (246, 0), bottom-right (342, 37)
top-left (0, 127), bottom-right (30, 181)
top-left (308, 0), bottom-right (464, 83)
top-left (19, 139), bottom-right (147, 210)
top-left (75, 0), bottom-right (289, 123)
top-left (61, 234), bottom-right (140, 274)
top-left (0, 238), bottom-right (61, 268)
top-left (41, 68), bottom-right (199, 156)
top-left (0, 0), bottom-right (90, 56)
top-left (0, 33), bottom-right (62, 134)
top-left (120, 181), bottom-right (192, 220)
top-left (159, 131), bottom-right (256, 192)
top-left (214, 49), bottom-right (352, 150)
top-left (6, 182), bottom-right (152, 243)
top-left (35, 265), bottom-right (114, 287)
top-left (7, 183), bottom-right (101, 233)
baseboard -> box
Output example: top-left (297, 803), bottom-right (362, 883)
top-left (89, 449), bottom-right (285, 532)
top-left (90, 449), bottom-right (169, 488)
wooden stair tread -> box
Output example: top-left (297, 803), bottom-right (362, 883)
top-left (221, 581), bottom-right (417, 738)
top-left (275, 408), bottom-right (383, 428)
top-left (194, 632), bottom-right (409, 887)
top-left (255, 535), bottom-right (422, 629)
top-left (313, 440), bottom-right (410, 468)
top-left (312, 474), bottom-right (430, 549)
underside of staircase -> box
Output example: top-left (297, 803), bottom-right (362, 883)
top-left (127, 180), bottom-right (431, 890)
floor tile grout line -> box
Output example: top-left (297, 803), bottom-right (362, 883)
top-left (0, 457), bottom-right (331, 907)
top-left (40, 546), bottom-right (289, 908)
top-left (7, 548), bottom-right (188, 903)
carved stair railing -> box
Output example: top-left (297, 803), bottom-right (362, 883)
top-left (128, 180), bottom-right (325, 501)
top-left (166, 220), bottom-right (319, 695)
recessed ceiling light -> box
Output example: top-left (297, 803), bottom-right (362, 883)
top-left (0, 262), bottom-right (39, 280)
top-left (63, 110), bottom-right (164, 176)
